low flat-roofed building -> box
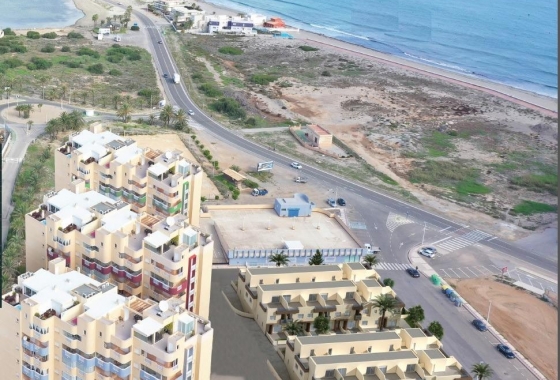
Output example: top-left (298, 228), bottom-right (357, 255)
top-left (236, 263), bottom-right (405, 337)
top-left (284, 328), bottom-right (468, 380)
top-left (274, 193), bottom-right (315, 217)
top-left (0, 261), bottom-right (213, 380)
top-left (306, 124), bottom-right (333, 149)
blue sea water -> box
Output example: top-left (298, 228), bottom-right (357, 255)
top-left (0, 0), bottom-right (84, 30)
top-left (208, 0), bottom-right (558, 98)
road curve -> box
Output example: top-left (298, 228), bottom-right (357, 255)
top-left (126, 5), bottom-right (554, 272)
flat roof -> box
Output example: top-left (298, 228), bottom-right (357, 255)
top-left (405, 328), bottom-right (427, 338)
top-left (297, 331), bottom-right (400, 345)
top-left (361, 279), bottom-right (382, 288)
top-left (101, 208), bottom-right (137, 233)
top-left (247, 265), bottom-right (341, 276)
top-left (307, 124), bottom-right (331, 136)
top-left (148, 162), bottom-right (168, 177)
top-left (424, 349), bottom-right (446, 360)
top-left (72, 130), bottom-right (124, 148)
top-left (114, 144), bottom-right (143, 165)
top-left (346, 263), bottom-right (367, 270)
top-left (222, 168), bottom-right (246, 182)
top-left (84, 290), bottom-right (126, 319)
top-left (311, 350), bottom-right (417, 365)
top-left (260, 280), bottom-right (355, 292)
top-left (205, 208), bottom-right (360, 250)
top-left (48, 189), bottom-right (115, 212)
top-left (144, 230), bottom-right (170, 248)
top-left (134, 317), bottom-right (163, 337)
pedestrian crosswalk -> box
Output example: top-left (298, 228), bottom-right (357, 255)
top-left (373, 263), bottom-right (413, 271)
top-left (434, 229), bottom-right (492, 253)
top-left (385, 212), bottom-right (415, 233)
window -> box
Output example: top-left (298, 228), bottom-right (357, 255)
top-left (99, 332), bottom-right (102, 337)
top-left (283, 295), bottom-right (291, 302)
top-left (328, 348), bottom-right (332, 355)
top-left (312, 277), bottom-right (316, 282)
top-left (275, 279), bottom-right (279, 284)
top-left (363, 321), bottom-right (368, 326)
top-left (308, 294), bottom-right (317, 301)
top-left (406, 364), bottom-right (416, 372)
top-left (332, 276), bottom-right (336, 281)
top-left (307, 313), bottom-right (313, 318)
top-left (271, 296), bottom-right (280, 303)
top-left (345, 292), bottom-right (354, 299)
top-left (320, 293), bottom-right (328, 300)
top-left (350, 347), bottom-right (355, 354)
top-left (366, 367), bottom-right (375, 375)
top-left (259, 279), bottom-right (263, 285)
top-left (295, 278), bottom-right (300, 283)
top-left (325, 370), bottom-right (335, 377)
top-left (298, 314), bottom-right (304, 319)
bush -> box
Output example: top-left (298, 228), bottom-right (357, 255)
top-left (67, 31), bottom-right (84, 39)
top-left (2, 28), bottom-right (16, 36)
top-left (250, 74), bottom-right (278, 85)
top-left (26, 31), bottom-right (41, 39)
top-left (127, 51), bottom-right (142, 61)
top-left (215, 195), bottom-right (219, 200)
top-left (11, 45), bottom-right (27, 53)
top-left (3, 57), bottom-right (24, 68)
top-left (0, 46), bottom-right (9, 54)
top-left (87, 63), bottom-right (104, 74)
top-left (218, 46), bottom-right (243, 55)
top-left (42, 32), bottom-right (58, 39)
top-left (130, 25), bottom-right (140, 31)
top-left (64, 61), bottom-right (81, 68)
top-left (512, 200), bottom-right (557, 215)
top-left (210, 97), bottom-right (246, 119)
top-left (321, 70), bottom-right (331, 76)
top-left (109, 69), bottom-right (122, 76)
top-left (41, 45), bottom-right (55, 53)
top-left (106, 53), bottom-right (123, 63)
top-left (245, 117), bottom-right (257, 126)
top-left (77, 47), bottom-right (100, 58)
top-left (243, 179), bottom-right (258, 188)
top-left (299, 45), bottom-right (319, 52)
top-left (191, 73), bottom-right (204, 82)
top-left (28, 57), bottom-right (52, 70)
top-left (198, 83), bottom-right (222, 97)
top-left (61, 46), bottom-right (71, 52)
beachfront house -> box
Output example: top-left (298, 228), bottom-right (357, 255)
top-left (264, 17), bottom-right (286, 28)
top-left (205, 15), bottom-right (255, 35)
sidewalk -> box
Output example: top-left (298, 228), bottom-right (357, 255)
top-left (407, 246), bottom-right (547, 380)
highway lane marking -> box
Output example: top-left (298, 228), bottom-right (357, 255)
top-left (487, 236), bottom-right (498, 242)
top-left (439, 269), bottom-right (451, 277)
top-left (457, 268), bottom-right (471, 278)
top-left (428, 236), bottom-right (452, 245)
top-left (448, 268), bottom-right (461, 277)
top-left (439, 226), bottom-right (452, 232)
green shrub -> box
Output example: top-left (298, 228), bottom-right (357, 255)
top-left (245, 117), bottom-right (257, 126)
top-left (198, 83), bottom-right (222, 97)
top-left (67, 31), bottom-right (84, 39)
top-left (0, 46), bottom-right (8, 54)
top-left (278, 81), bottom-right (292, 88)
top-left (42, 32), bottom-right (58, 39)
top-left (26, 31), bottom-right (41, 39)
top-left (512, 200), bottom-right (557, 215)
top-left (11, 45), bottom-right (27, 53)
top-left (41, 45), bottom-right (55, 53)
top-left (87, 63), bottom-right (104, 74)
top-left (77, 47), bottom-right (100, 58)
top-left (109, 69), bottom-right (122, 76)
top-left (321, 70), bottom-right (331, 76)
top-left (243, 179), bottom-right (258, 188)
top-left (215, 195), bottom-right (219, 200)
top-left (299, 45), bottom-right (319, 52)
top-left (250, 74), bottom-right (278, 85)
top-left (218, 46), bottom-right (243, 55)
top-left (130, 25), bottom-right (140, 31)
top-left (61, 46), bottom-right (71, 52)
top-left (127, 51), bottom-right (142, 61)
top-left (3, 57), bottom-right (24, 68)
top-left (2, 28), bottom-right (16, 36)
top-left (64, 61), bottom-right (81, 68)
top-left (210, 97), bottom-right (246, 119)
top-left (106, 53), bottom-right (123, 63)
top-left (191, 73), bottom-right (204, 82)
top-left (511, 173), bottom-right (557, 195)
top-left (28, 57), bottom-right (52, 70)
top-left (456, 180), bottom-right (491, 195)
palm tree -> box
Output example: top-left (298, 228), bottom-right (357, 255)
top-left (174, 108), bottom-right (188, 130)
top-left (472, 363), bottom-right (494, 380)
top-left (15, 104), bottom-right (24, 117)
top-left (283, 320), bottom-right (304, 336)
top-left (148, 114), bottom-right (156, 125)
top-left (46, 118), bottom-right (60, 139)
top-left (22, 104), bottom-right (34, 119)
top-left (26, 120), bottom-right (33, 131)
top-left (367, 294), bottom-right (398, 331)
top-left (92, 14), bottom-right (99, 26)
top-left (38, 75), bottom-right (50, 99)
top-left (117, 103), bottom-right (133, 122)
top-left (362, 254), bottom-right (379, 268)
top-left (269, 252), bottom-right (289, 267)
top-left (37, 103), bottom-right (43, 112)
top-left (11, 203), bottom-right (29, 221)
top-left (69, 110), bottom-right (85, 130)
top-left (159, 105), bottom-right (174, 127)
top-left (113, 94), bottom-right (122, 110)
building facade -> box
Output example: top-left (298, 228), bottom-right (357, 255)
top-left (284, 329), bottom-right (468, 380)
top-left (153, 0), bottom-right (185, 13)
top-left (274, 193), bottom-right (315, 218)
top-left (306, 124), bottom-right (333, 149)
top-left (0, 260), bottom-right (213, 380)
top-left (236, 263), bottom-right (406, 337)
top-left (25, 188), bottom-right (213, 319)
top-left (55, 124), bottom-right (203, 227)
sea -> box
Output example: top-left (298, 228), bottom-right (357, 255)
top-left (208, 0), bottom-right (558, 98)
top-left (0, 0), bottom-right (84, 30)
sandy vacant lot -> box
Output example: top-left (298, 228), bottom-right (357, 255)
top-left (447, 277), bottom-right (557, 380)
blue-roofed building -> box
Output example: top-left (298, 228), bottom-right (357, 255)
top-left (274, 193), bottom-right (315, 217)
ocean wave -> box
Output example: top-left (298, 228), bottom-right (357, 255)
top-left (403, 53), bottom-right (472, 74)
top-left (309, 24), bottom-right (369, 41)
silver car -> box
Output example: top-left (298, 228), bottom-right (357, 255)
top-left (418, 247), bottom-right (435, 258)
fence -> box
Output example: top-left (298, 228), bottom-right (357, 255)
top-left (2, 126), bottom-right (13, 158)
top-left (228, 247), bottom-right (367, 266)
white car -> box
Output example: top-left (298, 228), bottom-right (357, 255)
top-left (291, 162), bottom-right (302, 169)
top-left (418, 247), bottom-right (436, 258)
top-left (187, 110), bottom-right (194, 116)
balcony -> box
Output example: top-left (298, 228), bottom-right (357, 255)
top-left (150, 277), bottom-right (187, 296)
top-left (60, 223), bottom-right (78, 234)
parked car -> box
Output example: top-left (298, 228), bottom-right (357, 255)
top-left (259, 189), bottom-right (268, 196)
top-left (423, 246), bottom-right (437, 254)
top-left (163, 73), bottom-right (168, 78)
top-left (497, 344), bottom-right (515, 359)
top-left (291, 162), bottom-right (302, 169)
top-left (418, 247), bottom-right (436, 258)
top-left (337, 198), bottom-right (346, 206)
top-left (251, 188), bottom-right (268, 196)
top-left (406, 268), bottom-right (420, 278)
top-left (294, 176), bottom-right (308, 183)
top-left (158, 40), bottom-right (163, 44)
top-left (327, 198), bottom-right (336, 207)
top-left (472, 319), bottom-right (487, 332)
top-left (187, 110), bottom-right (195, 116)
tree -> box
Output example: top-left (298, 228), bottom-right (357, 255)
top-left (283, 320), bottom-right (304, 336)
top-left (472, 363), bottom-right (494, 380)
top-left (368, 294), bottom-right (398, 331)
top-left (362, 254), bottom-right (379, 268)
top-left (92, 14), bottom-right (99, 26)
top-left (117, 103), bottom-right (133, 122)
top-left (269, 252), bottom-right (289, 267)
top-left (308, 249), bottom-right (324, 265)
top-left (382, 278), bottom-right (395, 288)
top-left (15, 104), bottom-right (24, 117)
top-left (148, 114), bottom-right (156, 125)
top-left (173, 108), bottom-right (188, 130)
top-left (159, 104), bottom-right (174, 127)
top-left (405, 305), bottom-right (425, 327)
top-left (38, 75), bottom-right (50, 99)
top-left (22, 104), bottom-right (34, 118)
top-left (26, 120), bottom-right (33, 131)
top-left (37, 103), bottom-right (43, 112)
top-left (113, 94), bottom-right (122, 110)
top-left (313, 315), bottom-right (330, 334)
top-left (45, 118), bottom-right (60, 139)
top-left (428, 321), bottom-right (444, 340)
top-left (68, 110), bottom-right (85, 131)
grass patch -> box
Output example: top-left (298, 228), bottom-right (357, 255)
top-left (250, 73), bottom-right (278, 85)
top-left (247, 171), bottom-right (273, 182)
top-left (218, 46), bottom-right (243, 55)
top-left (456, 179), bottom-right (491, 195)
top-left (299, 45), bottom-right (319, 52)
top-left (221, 76), bottom-right (244, 88)
top-left (512, 200), bottom-right (557, 215)
top-left (422, 131), bottom-right (456, 157)
top-left (510, 173), bottom-right (557, 195)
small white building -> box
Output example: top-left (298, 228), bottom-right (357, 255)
top-left (98, 27), bottom-right (111, 35)
top-left (205, 15), bottom-right (255, 34)
top-left (247, 14), bottom-right (266, 26)
top-left (153, 0), bottom-right (185, 13)
top-left (171, 7), bottom-right (206, 29)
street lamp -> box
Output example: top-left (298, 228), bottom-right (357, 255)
top-left (487, 301), bottom-right (492, 324)
top-left (421, 222), bottom-right (427, 245)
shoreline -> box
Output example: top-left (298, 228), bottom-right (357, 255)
top-left (199, 0), bottom-right (558, 115)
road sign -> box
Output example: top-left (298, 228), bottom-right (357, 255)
top-left (257, 161), bottom-right (274, 172)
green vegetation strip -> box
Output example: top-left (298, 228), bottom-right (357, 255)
top-left (512, 200), bottom-right (557, 215)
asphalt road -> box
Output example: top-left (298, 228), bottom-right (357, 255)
top-left (129, 7), bottom-right (554, 273)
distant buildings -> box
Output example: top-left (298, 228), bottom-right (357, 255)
top-left (153, 0), bottom-right (186, 13)
top-left (0, 260), bottom-right (213, 380)
top-left (264, 17), bottom-right (286, 28)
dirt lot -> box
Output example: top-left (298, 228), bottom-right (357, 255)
top-left (169, 33), bottom-right (557, 233)
top-left (447, 277), bottom-right (558, 380)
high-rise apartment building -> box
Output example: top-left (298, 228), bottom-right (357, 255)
top-left (0, 259), bottom-right (213, 380)
top-left (25, 188), bottom-right (213, 319)
top-left (54, 123), bottom-right (202, 227)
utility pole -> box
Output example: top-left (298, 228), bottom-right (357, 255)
top-left (421, 222), bottom-right (426, 245)
top-left (487, 301), bottom-right (492, 323)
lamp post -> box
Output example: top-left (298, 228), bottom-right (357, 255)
top-left (421, 222), bottom-right (427, 246)
top-left (487, 301), bottom-right (492, 324)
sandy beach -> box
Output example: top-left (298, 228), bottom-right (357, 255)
top-left (197, 0), bottom-right (557, 116)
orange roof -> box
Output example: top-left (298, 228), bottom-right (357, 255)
top-left (307, 124), bottom-right (331, 136)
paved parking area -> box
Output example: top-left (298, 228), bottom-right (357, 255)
top-left (209, 268), bottom-right (290, 380)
